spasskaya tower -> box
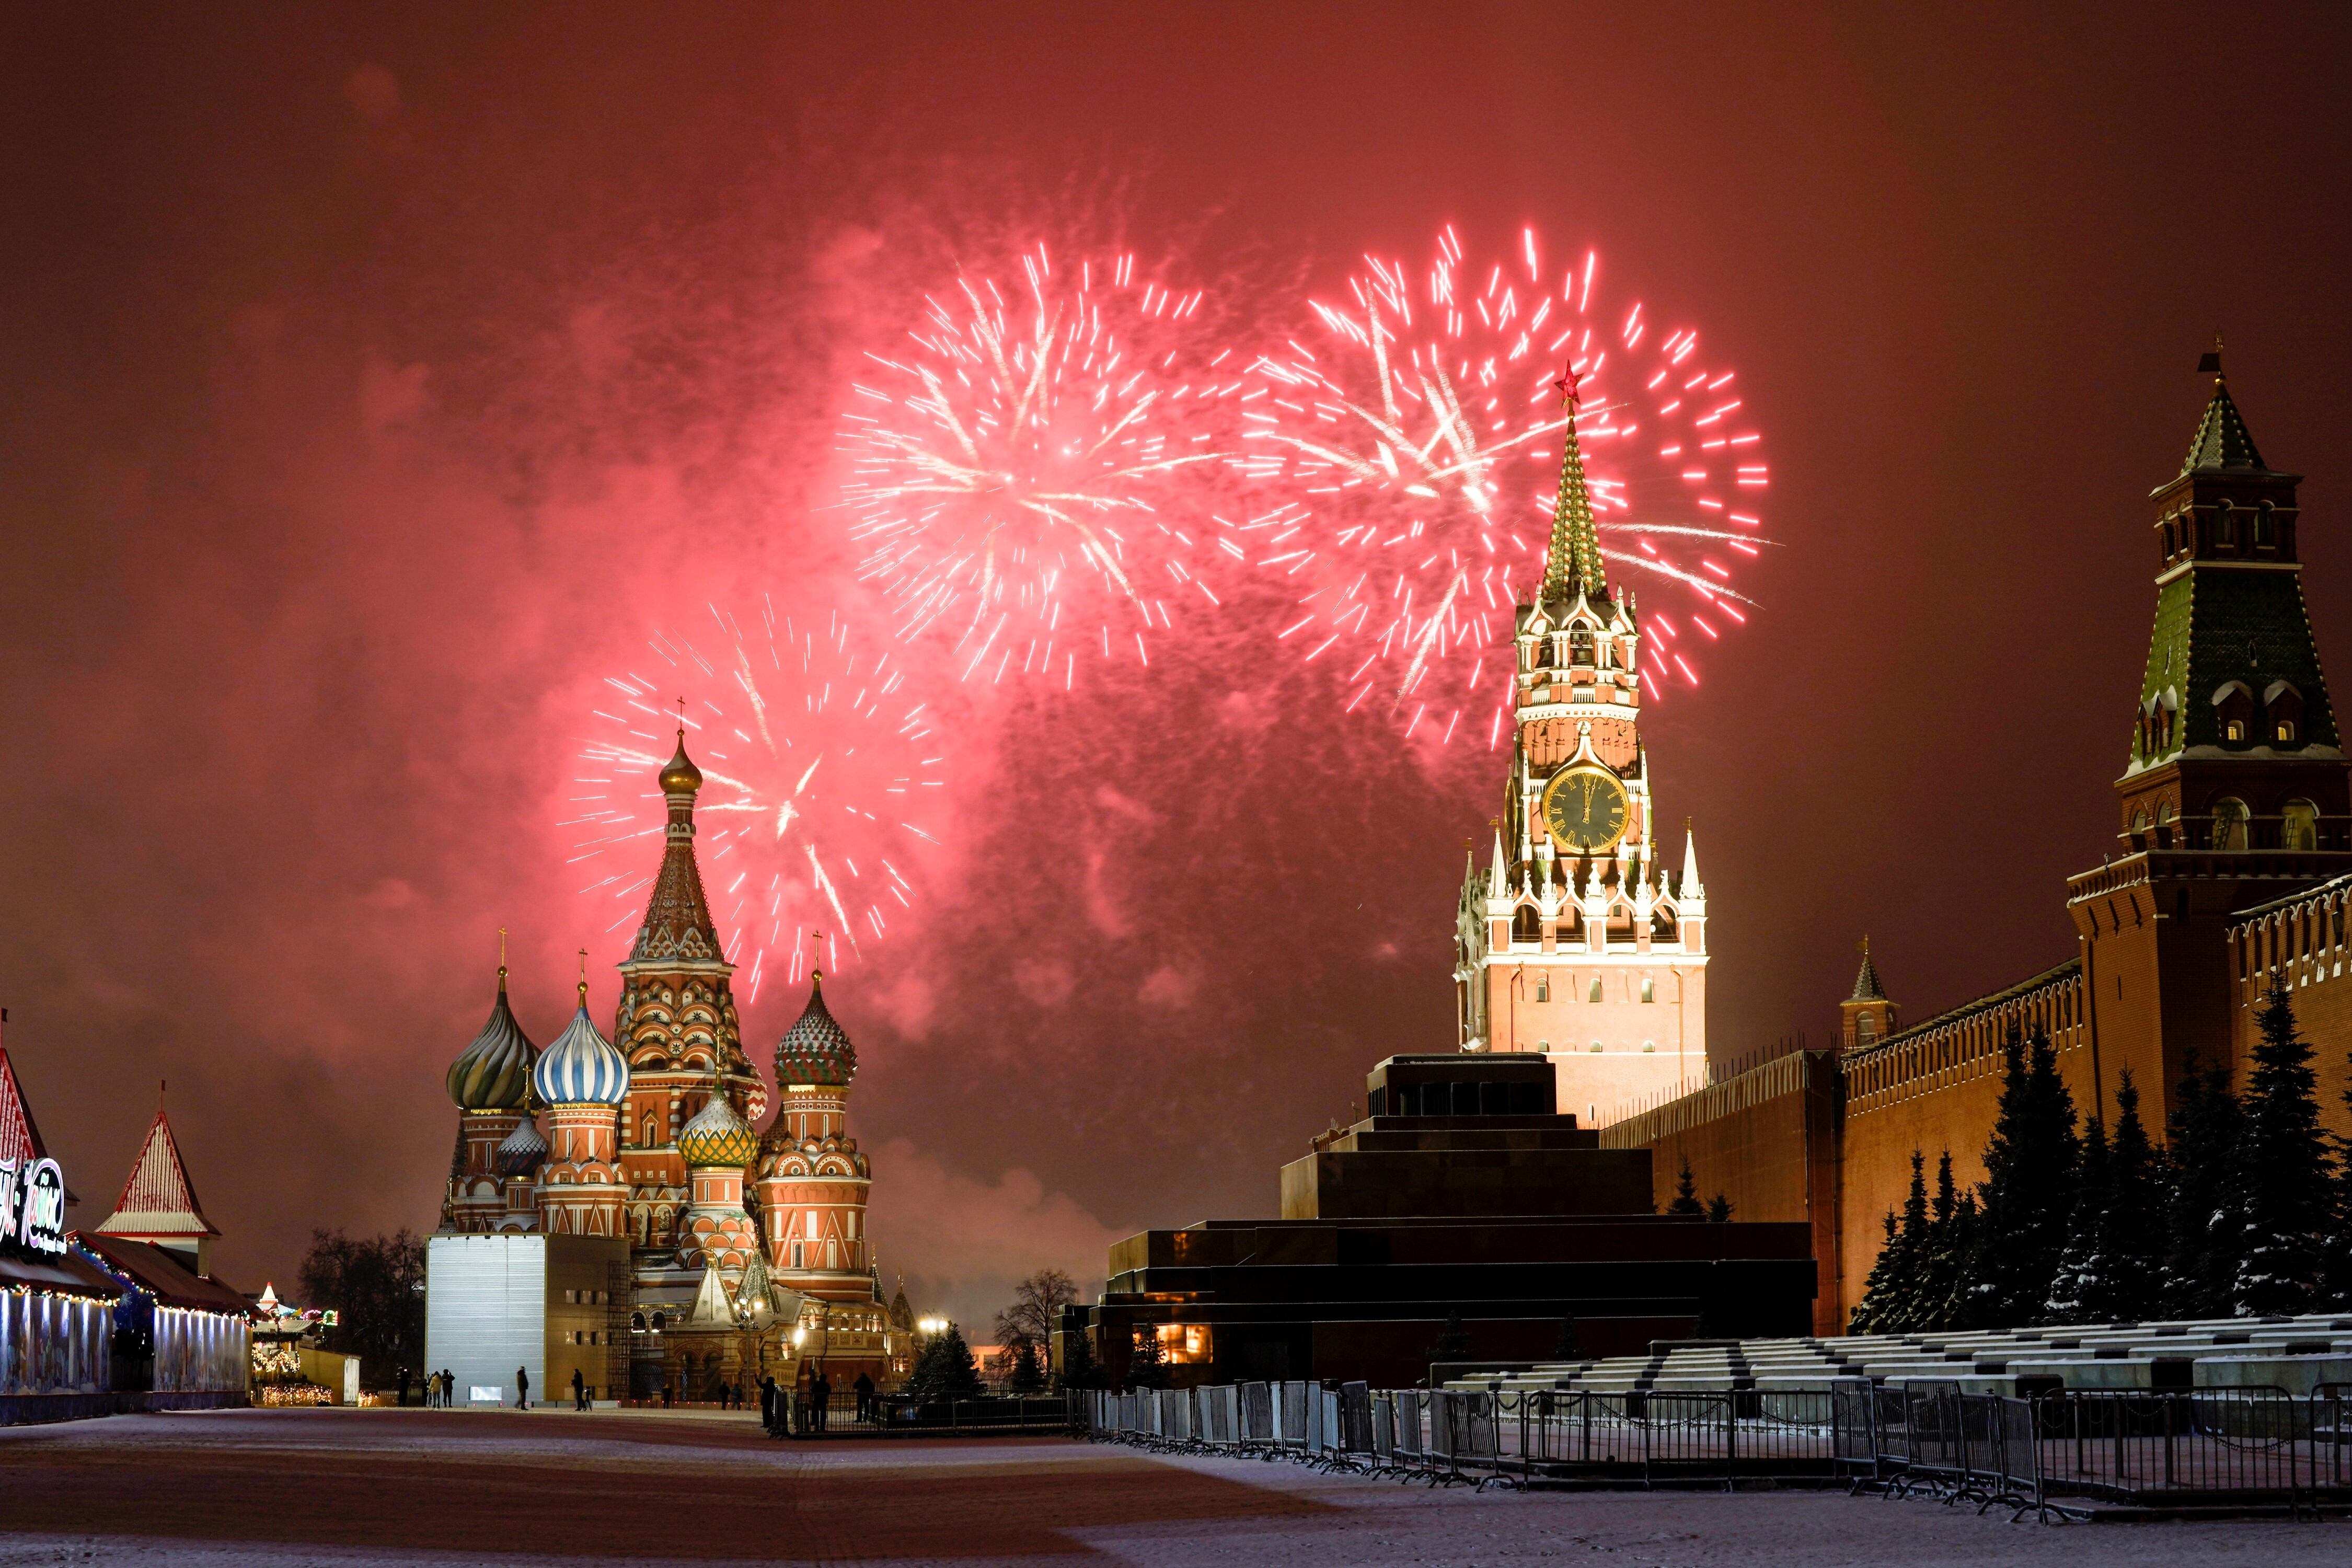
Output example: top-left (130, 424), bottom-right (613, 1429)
top-left (1454, 367), bottom-right (1711, 1126)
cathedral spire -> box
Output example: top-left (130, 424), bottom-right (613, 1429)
top-left (630, 713), bottom-right (724, 966)
top-left (1540, 362), bottom-right (1606, 604)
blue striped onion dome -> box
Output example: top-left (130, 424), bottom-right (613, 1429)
top-left (532, 1002), bottom-right (627, 1106)
top-left (774, 976), bottom-right (857, 1087)
top-left (495, 1114), bottom-right (547, 1177)
top-left (677, 1090), bottom-right (760, 1168)
top-left (446, 973), bottom-right (538, 1111)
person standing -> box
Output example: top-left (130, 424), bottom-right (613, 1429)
top-left (443, 1369), bottom-right (455, 1408)
top-left (810, 1367), bottom-right (832, 1433)
top-left (516, 1365), bottom-right (529, 1411)
top-left (759, 1374), bottom-right (778, 1433)
top-left (853, 1371), bottom-right (875, 1424)
top-left (396, 1366), bottom-right (410, 1408)
top-left (571, 1367), bottom-right (586, 1411)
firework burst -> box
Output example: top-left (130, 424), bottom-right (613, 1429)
top-left (1244, 225), bottom-right (1774, 745)
top-left (839, 245), bottom-right (1281, 687)
top-left (570, 602), bottom-right (943, 997)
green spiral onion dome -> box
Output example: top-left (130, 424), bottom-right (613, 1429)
top-left (446, 971), bottom-right (539, 1111)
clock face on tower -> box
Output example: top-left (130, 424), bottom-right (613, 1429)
top-left (1541, 766), bottom-right (1630, 854)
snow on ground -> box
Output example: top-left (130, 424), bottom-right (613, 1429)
top-left (0, 1410), bottom-right (2346, 1565)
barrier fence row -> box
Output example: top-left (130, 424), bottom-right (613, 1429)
top-left (1085, 1378), bottom-right (2352, 1509)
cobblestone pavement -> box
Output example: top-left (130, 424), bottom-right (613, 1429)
top-left (1, 1410), bottom-right (2348, 1565)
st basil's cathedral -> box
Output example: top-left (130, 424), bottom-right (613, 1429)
top-left (436, 725), bottom-right (909, 1398)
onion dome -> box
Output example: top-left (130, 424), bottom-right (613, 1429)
top-left (659, 728), bottom-right (704, 794)
top-left (495, 1114), bottom-right (547, 1177)
top-left (446, 966), bottom-right (538, 1111)
top-left (773, 973), bottom-right (857, 1087)
top-left (677, 1088), bottom-right (759, 1168)
top-left (532, 960), bottom-right (628, 1106)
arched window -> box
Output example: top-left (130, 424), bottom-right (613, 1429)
top-left (1855, 1012), bottom-right (1878, 1046)
top-left (2255, 501), bottom-right (2274, 546)
top-left (1534, 976), bottom-right (1549, 1002)
top-left (2212, 797), bottom-right (2251, 851)
top-left (2282, 800), bottom-right (2320, 852)
top-left (2132, 808), bottom-right (2150, 835)
top-left (1641, 1041), bottom-right (1656, 1053)
top-left (1589, 1040), bottom-right (1604, 1053)
top-left (1640, 977), bottom-right (1655, 1003)
top-left (2264, 681), bottom-right (2304, 746)
top-left (2162, 520), bottom-right (2176, 557)
top-left (1569, 625), bottom-right (1595, 667)
top-left (1588, 977), bottom-right (1604, 1004)
top-left (642, 1114), bottom-right (657, 1147)
top-left (2214, 500), bottom-right (2235, 546)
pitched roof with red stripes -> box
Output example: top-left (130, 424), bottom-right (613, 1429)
top-left (0, 1025), bottom-right (49, 1169)
top-left (94, 1109), bottom-right (220, 1241)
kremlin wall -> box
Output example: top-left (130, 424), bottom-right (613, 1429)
top-left (1590, 360), bottom-right (2349, 1334)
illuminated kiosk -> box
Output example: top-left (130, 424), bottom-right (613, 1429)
top-left (1066, 1053), bottom-right (1815, 1389)
top-left (424, 1232), bottom-right (630, 1407)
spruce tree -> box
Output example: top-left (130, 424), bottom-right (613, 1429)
top-left (1865, 1151), bottom-right (1932, 1333)
top-left (1126, 1323), bottom-right (1169, 1391)
top-left (1848, 1209), bottom-right (1903, 1334)
top-left (1008, 1336), bottom-right (1045, 1394)
top-left (2090, 1070), bottom-right (2166, 1322)
top-left (2331, 1057), bottom-right (2352, 1307)
top-left (1705, 1192), bottom-right (1735, 1223)
top-left (2161, 1052), bottom-right (2244, 1319)
top-left (1975, 1025), bottom-right (2079, 1327)
top-left (1058, 1324), bottom-right (1099, 1391)
top-left (1900, 1161), bottom-right (1957, 1335)
top-left (1935, 1191), bottom-right (1984, 1331)
top-left (2046, 1115), bottom-right (2111, 1324)
top-left (1429, 1310), bottom-right (1472, 1367)
top-left (2235, 986), bottom-right (2334, 1315)
top-left (910, 1323), bottom-right (986, 1400)
top-left (1551, 1315), bottom-right (1585, 1362)
top-left (1667, 1160), bottom-right (1706, 1216)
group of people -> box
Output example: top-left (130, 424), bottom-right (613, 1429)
top-left (394, 1367), bottom-right (461, 1408)
top-left (755, 1368), bottom-right (878, 1436)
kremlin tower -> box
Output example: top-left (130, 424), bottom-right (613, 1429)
top-left (1455, 365), bottom-right (1712, 1127)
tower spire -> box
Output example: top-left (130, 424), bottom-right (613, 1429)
top-left (1541, 362), bottom-right (1606, 603)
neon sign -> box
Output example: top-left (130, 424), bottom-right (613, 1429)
top-left (0, 1156), bottom-right (68, 1258)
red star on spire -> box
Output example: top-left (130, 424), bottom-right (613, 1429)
top-left (1553, 362), bottom-right (1584, 412)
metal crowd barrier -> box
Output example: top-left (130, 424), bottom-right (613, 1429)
top-left (1081, 1378), bottom-right (2352, 1512)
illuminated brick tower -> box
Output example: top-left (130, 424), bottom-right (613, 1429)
top-left (612, 723), bottom-right (767, 1254)
top-left (532, 959), bottom-right (629, 1238)
top-left (440, 954), bottom-right (537, 1233)
top-left (754, 972), bottom-right (875, 1294)
top-left (1456, 366), bottom-right (1711, 1126)
top-left (2068, 351), bottom-right (2352, 1123)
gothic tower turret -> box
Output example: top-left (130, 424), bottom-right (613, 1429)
top-left (1455, 364), bottom-right (1711, 1126)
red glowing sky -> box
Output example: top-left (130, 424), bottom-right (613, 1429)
top-left (4, 4), bottom-right (2349, 1327)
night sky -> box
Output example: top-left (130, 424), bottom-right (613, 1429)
top-left (5, 4), bottom-right (2349, 1330)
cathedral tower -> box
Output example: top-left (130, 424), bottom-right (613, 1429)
top-left (1456, 366), bottom-right (1711, 1126)
top-left (2069, 353), bottom-right (2351, 1123)
top-left (755, 973), bottom-right (874, 1295)
top-left (441, 956), bottom-right (537, 1233)
top-left (532, 959), bottom-right (629, 1238)
top-left (612, 724), bottom-right (766, 1255)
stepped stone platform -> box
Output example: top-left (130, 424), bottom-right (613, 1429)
top-left (1062, 1054), bottom-right (1817, 1389)
top-left (1448, 1312), bottom-right (2352, 1396)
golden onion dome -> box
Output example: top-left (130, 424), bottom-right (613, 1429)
top-left (677, 1088), bottom-right (760, 1168)
top-left (659, 731), bottom-right (704, 794)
